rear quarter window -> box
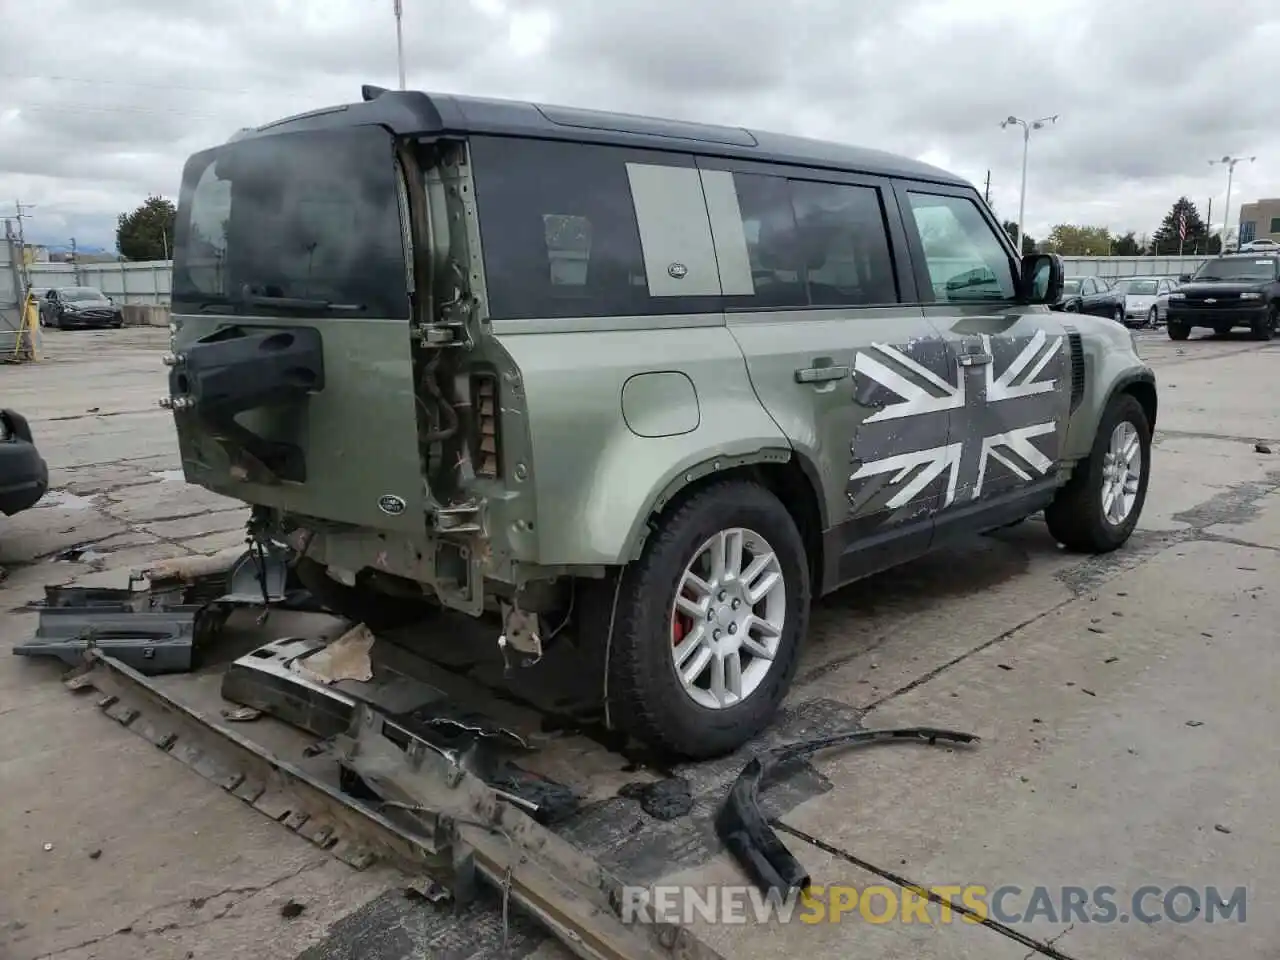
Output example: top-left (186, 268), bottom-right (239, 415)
top-left (471, 137), bottom-right (725, 320)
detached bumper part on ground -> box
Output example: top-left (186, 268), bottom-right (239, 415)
top-left (0, 409), bottom-right (48, 517)
top-left (716, 727), bottom-right (981, 897)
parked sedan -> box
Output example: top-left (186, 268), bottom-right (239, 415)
top-left (38, 287), bottom-right (124, 330)
top-left (1055, 275), bottom-right (1126, 322)
top-left (1108, 276), bottom-right (1178, 327)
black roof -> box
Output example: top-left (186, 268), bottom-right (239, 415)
top-left (234, 86), bottom-right (967, 187)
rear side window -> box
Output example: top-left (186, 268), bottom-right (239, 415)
top-left (903, 192), bottom-right (1017, 303)
top-left (790, 181), bottom-right (897, 305)
top-left (470, 137), bottom-right (654, 320)
top-left (727, 173), bottom-right (899, 309)
top-left (731, 173), bottom-right (807, 309)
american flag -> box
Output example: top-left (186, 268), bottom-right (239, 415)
top-left (1178, 212), bottom-right (1188, 241)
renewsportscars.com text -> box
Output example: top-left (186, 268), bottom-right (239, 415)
top-left (621, 883), bottom-right (1247, 926)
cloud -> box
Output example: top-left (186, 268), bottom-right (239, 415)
top-left (2, 0), bottom-right (1277, 252)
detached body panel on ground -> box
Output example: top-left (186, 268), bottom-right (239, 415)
top-left (160, 87), bottom-right (1157, 757)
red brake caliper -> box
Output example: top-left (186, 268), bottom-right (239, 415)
top-left (672, 591), bottom-right (690, 646)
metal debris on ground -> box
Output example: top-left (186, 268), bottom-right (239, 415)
top-left (12, 542), bottom-right (313, 675)
top-left (716, 727), bottom-right (980, 897)
top-left (220, 705), bottom-right (263, 722)
top-left (60, 650), bottom-right (727, 960)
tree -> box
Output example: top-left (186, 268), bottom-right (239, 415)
top-left (1112, 231), bottom-right (1142, 256)
top-left (1041, 224), bottom-right (1114, 256)
top-left (1000, 220), bottom-right (1037, 255)
top-left (116, 195), bottom-right (177, 261)
top-left (1150, 197), bottom-right (1209, 256)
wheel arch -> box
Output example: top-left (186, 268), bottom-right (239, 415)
top-left (627, 449), bottom-right (827, 591)
top-left (1064, 363), bottom-right (1157, 463)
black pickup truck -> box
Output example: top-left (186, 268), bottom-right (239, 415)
top-left (0, 409), bottom-right (49, 516)
top-left (1167, 254), bottom-right (1280, 341)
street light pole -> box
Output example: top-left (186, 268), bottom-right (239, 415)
top-left (1000, 114), bottom-right (1058, 255)
top-left (393, 0), bottom-right (406, 90)
top-left (1209, 155), bottom-right (1254, 250)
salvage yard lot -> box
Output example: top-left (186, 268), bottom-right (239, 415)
top-left (2, 326), bottom-right (1279, 960)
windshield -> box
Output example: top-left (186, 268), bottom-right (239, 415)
top-left (172, 126), bottom-right (410, 318)
top-left (1061, 279), bottom-right (1081, 294)
top-left (61, 287), bottom-right (107, 302)
top-left (1192, 258), bottom-right (1278, 283)
top-left (1113, 280), bottom-right (1157, 295)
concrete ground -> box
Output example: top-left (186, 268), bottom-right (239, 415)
top-left (1, 324), bottom-right (1278, 959)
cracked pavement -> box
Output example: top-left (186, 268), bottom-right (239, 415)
top-left (2, 326), bottom-right (1280, 959)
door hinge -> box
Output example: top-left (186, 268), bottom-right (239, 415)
top-left (415, 320), bottom-right (469, 348)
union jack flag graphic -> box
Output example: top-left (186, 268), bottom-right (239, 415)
top-left (846, 331), bottom-right (1067, 519)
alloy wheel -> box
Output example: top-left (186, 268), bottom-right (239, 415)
top-left (668, 527), bottom-right (786, 710)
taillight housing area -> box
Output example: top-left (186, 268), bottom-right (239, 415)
top-left (471, 373), bottom-right (501, 479)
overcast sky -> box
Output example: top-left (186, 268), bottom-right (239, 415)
top-left (2, 0), bottom-right (1277, 253)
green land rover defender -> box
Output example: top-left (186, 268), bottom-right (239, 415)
top-left (164, 86), bottom-right (1156, 759)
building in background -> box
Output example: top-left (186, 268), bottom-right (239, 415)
top-left (20, 244), bottom-right (49, 264)
top-left (1237, 199), bottom-right (1280, 247)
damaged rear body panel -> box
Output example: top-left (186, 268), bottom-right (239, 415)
top-left (168, 95), bottom-right (540, 618)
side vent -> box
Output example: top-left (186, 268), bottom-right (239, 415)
top-left (1066, 330), bottom-right (1086, 411)
top-left (472, 374), bottom-right (500, 479)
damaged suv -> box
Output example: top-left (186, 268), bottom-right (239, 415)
top-left (164, 87), bottom-right (1157, 758)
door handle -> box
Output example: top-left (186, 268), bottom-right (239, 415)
top-left (958, 353), bottom-right (993, 367)
top-left (795, 364), bottom-right (851, 384)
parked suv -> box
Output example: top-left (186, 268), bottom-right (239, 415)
top-left (1167, 254), bottom-right (1280, 340)
top-left (163, 87), bottom-right (1158, 759)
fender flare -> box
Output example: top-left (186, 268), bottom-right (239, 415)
top-left (621, 446), bottom-right (827, 562)
top-left (1100, 368), bottom-right (1157, 428)
top-left (1069, 368), bottom-right (1157, 467)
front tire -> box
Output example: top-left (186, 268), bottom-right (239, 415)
top-left (1045, 393), bottom-right (1151, 553)
top-left (1250, 305), bottom-right (1277, 341)
top-left (1168, 323), bottom-right (1190, 341)
top-left (607, 480), bottom-right (810, 759)
top-left (1146, 307), bottom-right (1158, 328)
top-left (1113, 306), bottom-right (1125, 325)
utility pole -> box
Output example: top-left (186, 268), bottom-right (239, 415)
top-left (70, 237), bottom-right (83, 284)
top-left (1000, 114), bottom-right (1059, 257)
top-left (1205, 198), bottom-right (1212, 253)
top-left (1209, 155), bottom-right (1254, 250)
top-left (392, 0), bottom-right (406, 90)
top-left (11, 199), bottom-right (35, 296)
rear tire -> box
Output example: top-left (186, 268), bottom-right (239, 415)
top-left (1045, 393), bottom-right (1151, 553)
top-left (606, 480), bottom-right (810, 760)
top-left (293, 556), bottom-right (435, 630)
top-left (1167, 323), bottom-right (1190, 341)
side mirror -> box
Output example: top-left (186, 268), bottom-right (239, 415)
top-left (1021, 253), bottom-right (1064, 305)
top-left (1178, 274), bottom-right (1191, 283)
